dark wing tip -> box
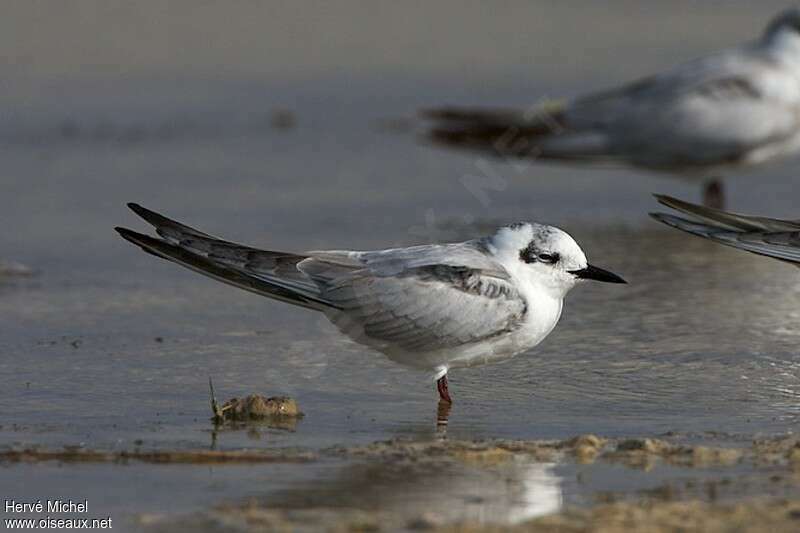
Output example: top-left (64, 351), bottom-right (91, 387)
top-left (652, 193), bottom-right (673, 203)
top-left (123, 202), bottom-right (192, 236)
top-left (115, 226), bottom-right (175, 261)
top-left (115, 226), bottom-right (151, 246)
top-left (126, 202), bottom-right (157, 221)
top-left (115, 225), bottom-right (136, 239)
top-left (418, 107), bottom-right (468, 120)
top-left (652, 193), bottom-right (733, 219)
top-left (652, 193), bottom-right (690, 211)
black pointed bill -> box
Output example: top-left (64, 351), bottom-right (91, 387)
top-left (569, 264), bottom-right (627, 284)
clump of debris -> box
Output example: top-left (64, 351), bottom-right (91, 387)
top-left (209, 378), bottom-right (303, 423)
top-left (0, 260), bottom-right (35, 277)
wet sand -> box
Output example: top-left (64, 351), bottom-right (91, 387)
top-left (113, 433), bottom-right (800, 531)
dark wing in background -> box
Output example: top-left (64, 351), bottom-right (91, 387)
top-left (650, 195), bottom-right (800, 266)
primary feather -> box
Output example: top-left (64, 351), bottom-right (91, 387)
top-left (650, 195), bottom-right (800, 266)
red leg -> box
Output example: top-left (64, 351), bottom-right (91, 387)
top-left (703, 179), bottom-right (725, 209)
top-left (436, 398), bottom-right (451, 429)
top-left (436, 375), bottom-right (453, 404)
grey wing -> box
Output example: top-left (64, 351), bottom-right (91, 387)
top-left (563, 47), bottom-right (800, 167)
top-left (650, 195), bottom-right (800, 266)
top-left (116, 203), bottom-right (334, 310)
top-left (314, 263), bottom-right (527, 353)
top-left (302, 239), bottom-right (510, 280)
top-left (116, 205), bottom-right (521, 337)
top-left (354, 240), bottom-right (511, 278)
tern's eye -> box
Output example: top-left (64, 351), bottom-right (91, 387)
top-left (519, 247), bottom-right (560, 264)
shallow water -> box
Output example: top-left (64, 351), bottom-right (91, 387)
top-left (3, 1), bottom-right (800, 530)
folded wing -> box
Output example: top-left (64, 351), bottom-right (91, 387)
top-left (315, 262), bottom-right (527, 353)
top-left (117, 206), bottom-right (528, 352)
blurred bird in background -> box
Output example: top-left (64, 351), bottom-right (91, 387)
top-left (424, 8), bottom-right (800, 209)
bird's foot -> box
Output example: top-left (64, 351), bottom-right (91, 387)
top-left (436, 400), bottom-right (451, 432)
top-left (436, 375), bottom-right (452, 404)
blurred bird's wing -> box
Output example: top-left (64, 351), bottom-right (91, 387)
top-left (650, 195), bottom-right (800, 266)
top-left (564, 44), bottom-right (800, 169)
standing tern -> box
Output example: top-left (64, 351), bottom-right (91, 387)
top-left (116, 205), bottom-right (625, 404)
top-left (651, 194), bottom-right (800, 266)
top-left (424, 8), bottom-right (800, 208)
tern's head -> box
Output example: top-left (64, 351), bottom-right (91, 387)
top-left (489, 222), bottom-right (626, 297)
top-left (765, 8), bottom-right (800, 41)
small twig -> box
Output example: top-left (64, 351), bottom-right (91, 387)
top-left (209, 377), bottom-right (223, 422)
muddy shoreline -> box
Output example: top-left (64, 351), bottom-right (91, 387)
top-left (9, 431), bottom-right (800, 466)
top-left (9, 432), bottom-right (797, 531)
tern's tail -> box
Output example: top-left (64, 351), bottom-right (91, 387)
top-left (115, 204), bottom-right (336, 310)
top-left (421, 101), bottom-right (614, 162)
top-left (650, 194), bottom-right (800, 266)
top-left (422, 104), bottom-right (565, 157)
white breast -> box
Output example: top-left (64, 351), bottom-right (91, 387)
top-left (406, 289), bottom-right (564, 375)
